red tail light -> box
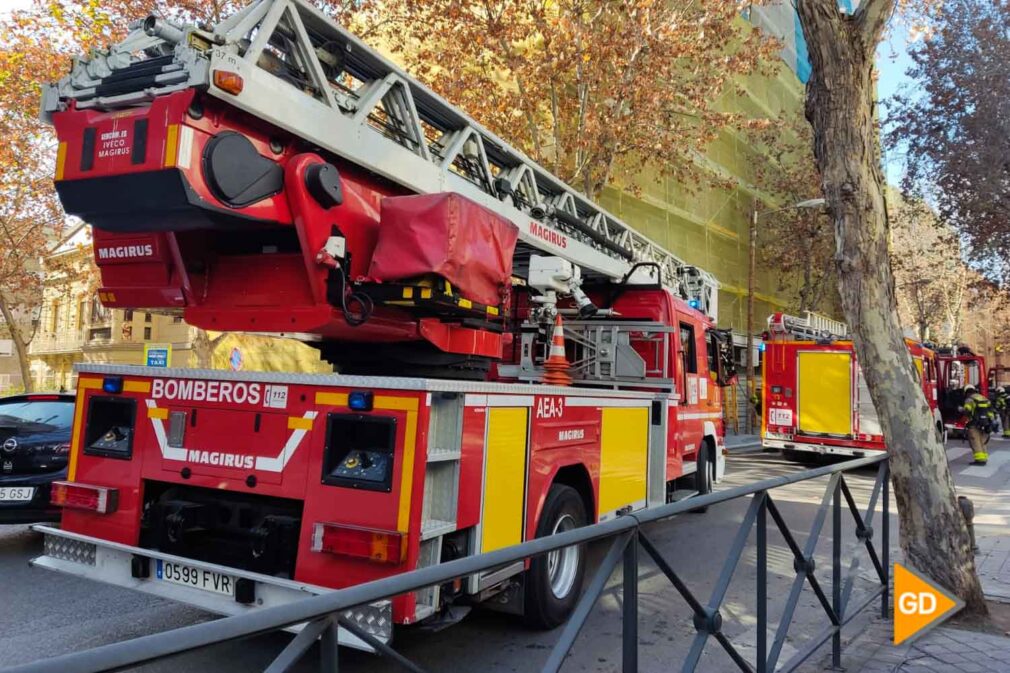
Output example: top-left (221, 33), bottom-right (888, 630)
top-left (311, 522), bottom-right (405, 564)
top-left (50, 481), bottom-right (119, 514)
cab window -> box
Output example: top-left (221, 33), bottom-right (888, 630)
top-left (679, 323), bottom-right (697, 374)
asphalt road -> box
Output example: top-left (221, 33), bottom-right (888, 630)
top-left (4, 442), bottom-right (1002, 673)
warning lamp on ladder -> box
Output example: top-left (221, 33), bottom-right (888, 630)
top-left (542, 315), bottom-right (572, 386)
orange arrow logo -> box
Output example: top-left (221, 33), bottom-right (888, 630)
top-left (893, 563), bottom-right (964, 645)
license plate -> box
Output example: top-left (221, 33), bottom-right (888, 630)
top-left (156, 559), bottom-right (236, 596)
top-left (0, 486), bottom-right (35, 502)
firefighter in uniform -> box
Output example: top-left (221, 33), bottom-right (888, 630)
top-left (961, 385), bottom-right (997, 465)
top-left (994, 386), bottom-right (1010, 438)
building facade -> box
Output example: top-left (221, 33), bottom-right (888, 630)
top-left (28, 228), bottom-right (197, 392)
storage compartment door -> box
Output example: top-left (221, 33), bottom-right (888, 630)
top-left (480, 407), bottom-right (528, 553)
top-left (599, 406), bottom-right (649, 517)
top-left (797, 352), bottom-right (852, 436)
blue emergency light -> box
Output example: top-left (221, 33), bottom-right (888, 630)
top-left (688, 299), bottom-right (701, 310)
top-left (102, 376), bottom-right (124, 394)
top-left (348, 391), bottom-right (374, 411)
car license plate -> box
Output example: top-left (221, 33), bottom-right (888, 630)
top-left (0, 486), bottom-right (35, 502)
top-left (156, 559), bottom-right (236, 596)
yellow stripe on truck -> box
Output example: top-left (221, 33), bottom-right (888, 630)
top-left (163, 124), bottom-right (179, 168)
top-left (481, 407), bottom-right (529, 553)
top-left (55, 142), bottom-right (67, 181)
top-left (287, 415), bottom-right (313, 431)
top-left (67, 378), bottom-right (103, 481)
top-left (374, 396), bottom-right (419, 533)
top-left (124, 380), bottom-right (151, 394)
top-left (599, 406), bottom-right (649, 515)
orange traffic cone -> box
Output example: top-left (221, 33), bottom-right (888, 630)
top-left (542, 314), bottom-right (572, 386)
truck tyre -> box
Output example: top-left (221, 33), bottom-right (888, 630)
top-left (691, 444), bottom-right (714, 513)
top-left (523, 484), bottom-right (587, 629)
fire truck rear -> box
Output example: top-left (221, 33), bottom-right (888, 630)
top-left (32, 0), bottom-right (738, 646)
top-left (761, 312), bottom-right (943, 458)
top-left (937, 346), bottom-right (988, 438)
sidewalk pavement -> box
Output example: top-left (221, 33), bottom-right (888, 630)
top-left (802, 535), bottom-right (1010, 672)
top-left (724, 433), bottom-right (761, 453)
top-left (976, 535), bottom-right (1010, 603)
top-left (811, 615), bottom-right (1010, 673)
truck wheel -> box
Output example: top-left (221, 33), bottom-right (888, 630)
top-left (691, 444), bottom-right (714, 513)
top-left (523, 484), bottom-right (587, 629)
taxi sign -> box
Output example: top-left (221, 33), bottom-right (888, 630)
top-left (144, 343), bottom-right (172, 368)
top-left (894, 563), bottom-right (964, 645)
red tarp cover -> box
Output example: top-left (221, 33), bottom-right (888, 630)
top-left (368, 192), bottom-right (519, 306)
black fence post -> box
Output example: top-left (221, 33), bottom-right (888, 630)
top-left (832, 478), bottom-right (842, 670)
top-left (756, 493), bottom-right (767, 673)
top-left (881, 462), bottom-right (890, 619)
top-left (321, 618), bottom-right (339, 673)
top-left (623, 530), bottom-right (639, 673)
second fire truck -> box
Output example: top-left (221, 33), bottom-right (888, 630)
top-left (761, 312), bottom-right (944, 458)
top-left (30, 0), bottom-right (738, 646)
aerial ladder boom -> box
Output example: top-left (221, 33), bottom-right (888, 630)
top-left (767, 312), bottom-right (849, 342)
top-left (42, 0), bottom-right (727, 381)
top-left (43, 0), bottom-right (717, 313)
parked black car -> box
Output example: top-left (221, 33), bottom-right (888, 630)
top-left (0, 393), bottom-right (76, 523)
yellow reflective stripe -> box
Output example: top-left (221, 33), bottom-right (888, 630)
top-left (163, 124), bottom-right (179, 167)
top-left (124, 380), bottom-right (151, 393)
top-left (373, 396), bottom-right (420, 533)
top-left (287, 415), bottom-right (313, 430)
top-left (314, 392), bottom-right (348, 406)
top-left (67, 378), bottom-right (103, 481)
top-left (55, 142), bottom-right (67, 181)
top-left (147, 406), bottom-right (169, 420)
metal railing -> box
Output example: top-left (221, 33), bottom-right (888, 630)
top-left (6, 454), bottom-right (890, 673)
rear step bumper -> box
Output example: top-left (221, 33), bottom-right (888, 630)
top-left (762, 439), bottom-right (877, 458)
top-left (30, 525), bottom-right (391, 651)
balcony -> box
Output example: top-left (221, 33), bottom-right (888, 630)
top-left (30, 331), bottom-right (87, 355)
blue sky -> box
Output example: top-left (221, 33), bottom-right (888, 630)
top-left (876, 19), bottom-right (917, 187)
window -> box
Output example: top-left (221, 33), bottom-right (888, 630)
top-left (679, 323), bottom-right (697, 373)
top-left (49, 300), bottom-right (60, 332)
top-left (77, 297), bottom-right (87, 330)
top-left (91, 296), bottom-right (111, 324)
top-left (144, 312), bottom-right (152, 323)
top-left (143, 327), bottom-right (152, 340)
top-left (124, 309), bottom-right (134, 321)
top-left (172, 316), bottom-right (184, 324)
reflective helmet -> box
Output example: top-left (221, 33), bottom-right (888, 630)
top-left (965, 385), bottom-right (977, 394)
top-left (998, 386), bottom-right (1006, 395)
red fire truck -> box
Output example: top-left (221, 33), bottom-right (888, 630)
top-left (937, 346), bottom-right (988, 437)
top-left (32, 0), bottom-right (737, 646)
top-left (761, 312), bottom-right (943, 459)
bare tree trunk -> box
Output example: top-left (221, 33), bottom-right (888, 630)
top-left (0, 292), bottom-right (33, 393)
top-left (798, 0), bottom-right (986, 613)
top-left (192, 329), bottom-right (227, 369)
